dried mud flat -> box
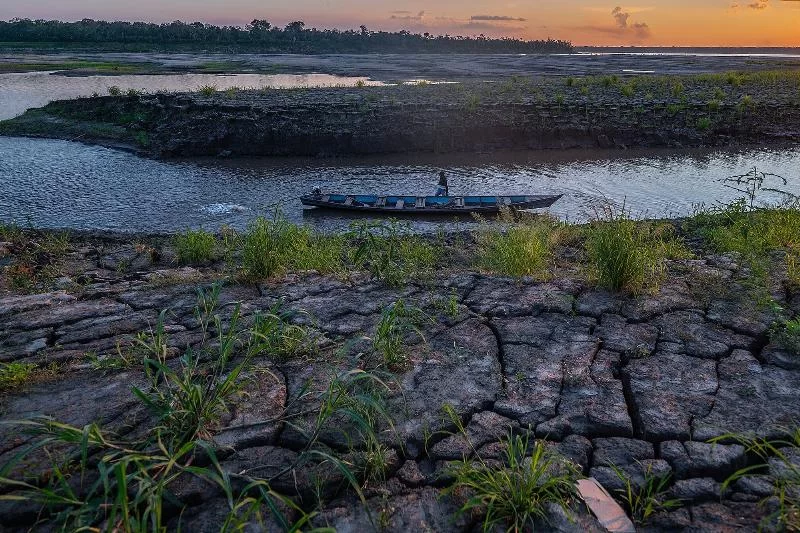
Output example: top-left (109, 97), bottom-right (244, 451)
top-left (1, 233), bottom-right (799, 532)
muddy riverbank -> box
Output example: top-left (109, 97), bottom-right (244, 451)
top-left (1, 213), bottom-right (799, 531)
top-left (3, 73), bottom-right (800, 158)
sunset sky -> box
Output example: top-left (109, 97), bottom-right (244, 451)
top-left (3, 0), bottom-right (800, 46)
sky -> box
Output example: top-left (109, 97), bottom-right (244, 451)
top-left (2, 0), bottom-right (800, 46)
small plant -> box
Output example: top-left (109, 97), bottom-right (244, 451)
top-left (132, 130), bottom-right (150, 147)
top-left (739, 94), bottom-right (754, 111)
top-left (372, 299), bottom-right (425, 371)
top-left (580, 86), bottom-right (589, 96)
top-left (601, 75), bottom-right (618, 87)
top-left (620, 83), bottom-right (635, 97)
top-left (714, 428), bottom-right (800, 531)
top-left (585, 207), bottom-right (689, 293)
top-left (174, 228), bottom-right (216, 264)
top-left (107, 85), bottom-right (122, 96)
top-left (126, 88), bottom-right (141, 97)
top-left (566, 77), bottom-right (575, 87)
top-left (696, 116), bottom-right (712, 131)
top-left (707, 98), bottom-right (722, 111)
top-left (713, 86), bottom-right (726, 100)
top-left (248, 304), bottom-right (313, 361)
top-left (555, 93), bottom-right (565, 106)
top-left (349, 219), bottom-right (437, 286)
top-left (0, 361), bottom-right (37, 391)
top-left (671, 81), bottom-right (684, 97)
top-left (465, 93), bottom-right (481, 112)
top-left (446, 431), bottom-right (580, 532)
top-left (772, 316), bottom-right (800, 355)
top-left (198, 84), bottom-right (217, 96)
top-left (726, 71), bottom-right (743, 87)
top-left (475, 214), bottom-right (558, 278)
top-left (355, 79), bottom-right (366, 88)
top-left (611, 464), bottom-right (682, 525)
top-left (224, 86), bottom-right (239, 97)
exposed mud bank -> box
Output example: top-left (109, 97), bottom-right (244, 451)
top-left (3, 75), bottom-right (800, 158)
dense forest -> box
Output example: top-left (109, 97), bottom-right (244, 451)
top-left (0, 18), bottom-right (573, 54)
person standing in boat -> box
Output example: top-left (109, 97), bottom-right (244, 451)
top-left (435, 170), bottom-right (449, 196)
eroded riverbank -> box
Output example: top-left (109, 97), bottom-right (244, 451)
top-left (3, 72), bottom-right (800, 158)
top-left (1, 208), bottom-right (799, 531)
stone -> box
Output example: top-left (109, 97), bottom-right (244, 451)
top-left (595, 314), bottom-right (658, 357)
top-left (707, 299), bottom-right (774, 337)
top-left (761, 342), bottom-right (800, 370)
top-left (429, 411), bottom-right (517, 460)
top-left (0, 291), bottom-right (76, 318)
top-left (465, 278), bottom-right (576, 317)
top-left (619, 280), bottom-right (698, 322)
top-left (623, 350), bottom-right (717, 441)
top-left (554, 434), bottom-right (593, 473)
top-left (692, 349), bottom-right (800, 440)
top-left (574, 290), bottom-right (622, 318)
top-left (659, 441), bottom-right (746, 480)
top-left (669, 477), bottom-right (723, 502)
top-left (688, 502), bottom-right (762, 531)
top-left (654, 310), bottom-right (754, 359)
top-left (592, 437), bottom-right (654, 468)
top-left (3, 299), bottom-right (131, 331)
top-left (396, 460), bottom-right (425, 487)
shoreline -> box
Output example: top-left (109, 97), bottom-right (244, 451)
top-left (2, 72), bottom-right (800, 159)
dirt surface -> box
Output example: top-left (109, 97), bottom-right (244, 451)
top-left (1, 231), bottom-right (798, 531)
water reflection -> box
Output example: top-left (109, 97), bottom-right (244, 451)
top-left (0, 137), bottom-right (797, 234)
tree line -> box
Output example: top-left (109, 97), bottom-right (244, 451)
top-left (0, 18), bottom-right (574, 54)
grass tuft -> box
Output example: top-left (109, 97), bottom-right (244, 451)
top-left (174, 228), bottom-right (216, 265)
top-left (0, 361), bottom-right (38, 391)
top-left (475, 213), bottom-right (561, 278)
top-left (611, 463), bottom-right (682, 525)
top-left (349, 219), bottom-right (437, 286)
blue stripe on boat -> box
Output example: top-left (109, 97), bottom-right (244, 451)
top-left (354, 195), bottom-right (376, 204)
top-left (329, 194), bottom-right (347, 202)
top-left (426, 197), bottom-right (449, 204)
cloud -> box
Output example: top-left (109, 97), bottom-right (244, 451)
top-left (575, 6), bottom-right (653, 42)
top-left (458, 21), bottom-right (527, 32)
top-left (748, 0), bottom-right (769, 8)
top-left (389, 10), bottom-right (425, 21)
top-left (470, 15), bottom-right (527, 22)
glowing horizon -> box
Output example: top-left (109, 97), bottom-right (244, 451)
top-left (2, 0), bottom-right (800, 47)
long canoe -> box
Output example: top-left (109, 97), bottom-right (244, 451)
top-left (300, 193), bottom-right (563, 215)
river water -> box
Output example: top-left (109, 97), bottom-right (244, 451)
top-left (1, 136), bottom-right (797, 233)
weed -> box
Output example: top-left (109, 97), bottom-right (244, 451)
top-left (355, 79), bottom-right (366, 88)
top-left (671, 81), bottom-right (684, 97)
top-left (739, 94), bottom-right (754, 111)
top-left (107, 85), bottom-right (122, 96)
top-left (242, 211), bottom-right (345, 279)
top-left (465, 93), bottom-right (481, 112)
top-left (224, 86), bottom-right (239, 98)
top-left (198, 84), bottom-right (217, 96)
top-left (772, 317), bottom-right (800, 355)
top-left (0, 361), bottom-right (37, 391)
top-left (713, 428), bottom-right (800, 531)
top-left (126, 88), bottom-right (141, 97)
top-left (566, 77), bottom-right (575, 87)
top-left (666, 103), bottom-right (683, 115)
top-left (248, 303), bottom-right (314, 361)
top-left (174, 228), bottom-right (216, 265)
top-left (611, 464), bottom-right (682, 525)
top-left (696, 116), bottom-right (712, 131)
top-left (555, 93), bottom-right (565, 106)
top-left (713, 86), bottom-right (727, 100)
top-left (620, 83), bottom-right (635, 97)
top-left (446, 430), bottom-right (580, 532)
top-left (580, 86), bottom-right (589, 96)
top-left (601, 75), bottom-right (618, 87)
top-left (349, 219), bottom-right (437, 286)
top-left (372, 299), bottom-right (426, 371)
top-left (585, 208), bottom-right (689, 293)
top-left (476, 214), bottom-right (559, 278)
top-left (726, 71), bottom-right (744, 87)
top-left (707, 98), bottom-right (722, 112)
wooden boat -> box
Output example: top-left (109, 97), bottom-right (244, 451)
top-left (300, 192), bottom-right (563, 215)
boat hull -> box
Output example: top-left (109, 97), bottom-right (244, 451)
top-left (300, 194), bottom-right (562, 215)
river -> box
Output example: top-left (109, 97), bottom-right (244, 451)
top-left (1, 136), bottom-right (797, 233)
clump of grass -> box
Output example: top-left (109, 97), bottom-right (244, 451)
top-left (0, 361), bottom-right (38, 391)
top-left (739, 94), bottom-right (754, 111)
top-left (174, 228), bottom-right (216, 265)
top-left (242, 211), bottom-right (345, 279)
top-left (611, 463), bottom-right (682, 525)
top-left (566, 77), bottom-right (575, 87)
top-left (772, 317), bottom-right (800, 355)
top-left (584, 208), bottom-right (689, 293)
top-left (1, 230), bottom-right (70, 293)
top-left (601, 75), bottom-right (618, 87)
top-left (446, 430), bottom-right (580, 532)
top-left (726, 71), bottom-right (744, 87)
top-left (355, 79), bottom-right (366, 88)
top-left (248, 303), bottom-right (314, 361)
top-left (580, 85), bottom-right (590, 96)
top-left (620, 83), bottom-right (635, 97)
top-left (475, 214), bottom-right (560, 279)
top-left (372, 299), bottom-right (426, 371)
top-left (707, 98), bottom-right (722, 111)
top-left (713, 86), bottom-right (726, 100)
top-left (696, 116), bottom-right (712, 131)
top-left (106, 85), bottom-right (122, 96)
top-left (713, 428), bottom-right (800, 531)
top-left (465, 92), bottom-right (481, 112)
top-left (349, 219), bottom-right (438, 286)
top-left (198, 84), bottom-right (217, 96)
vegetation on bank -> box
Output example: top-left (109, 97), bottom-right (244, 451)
top-left (0, 18), bottom-right (573, 54)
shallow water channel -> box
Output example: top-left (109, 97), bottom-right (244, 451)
top-left (1, 136), bottom-right (798, 234)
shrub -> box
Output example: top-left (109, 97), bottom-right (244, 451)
top-left (174, 228), bottom-right (216, 264)
top-left (106, 85), bottom-right (122, 96)
top-left (584, 209), bottom-right (689, 293)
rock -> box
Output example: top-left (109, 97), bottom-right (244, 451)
top-left (654, 311), bottom-right (755, 359)
top-left (465, 278), bottom-right (576, 317)
top-left (0, 291), bottom-right (76, 318)
top-left (623, 350), bottom-right (717, 441)
top-left (589, 459), bottom-right (671, 493)
top-left (619, 280), bottom-right (698, 322)
top-left (692, 349), bottom-right (800, 440)
top-left (213, 362), bottom-right (287, 450)
top-left (169, 497), bottom-right (293, 532)
top-left (429, 411), bottom-right (517, 460)
top-left (396, 460), bottom-right (425, 487)
top-left (575, 290), bottom-right (622, 318)
top-left (54, 311), bottom-right (154, 346)
top-left (595, 314), bottom-right (658, 357)
top-left (592, 437), bottom-right (654, 468)
top-left (669, 477), bottom-right (723, 502)
top-left (3, 299), bottom-right (131, 331)
top-left (387, 319), bottom-right (502, 453)
top-left (761, 342), bottom-right (800, 370)
top-left (493, 313), bottom-right (596, 347)
top-left (687, 502), bottom-right (762, 531)
top-left (659, 441), bottom-right (746, 480)
top-left (707, 300), bottom-right (774, 337)
top-left (554, 434), bottom-right (593, 473)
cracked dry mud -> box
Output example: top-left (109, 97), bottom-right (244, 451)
top-left (1, 242), bottom-right (799, 532)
